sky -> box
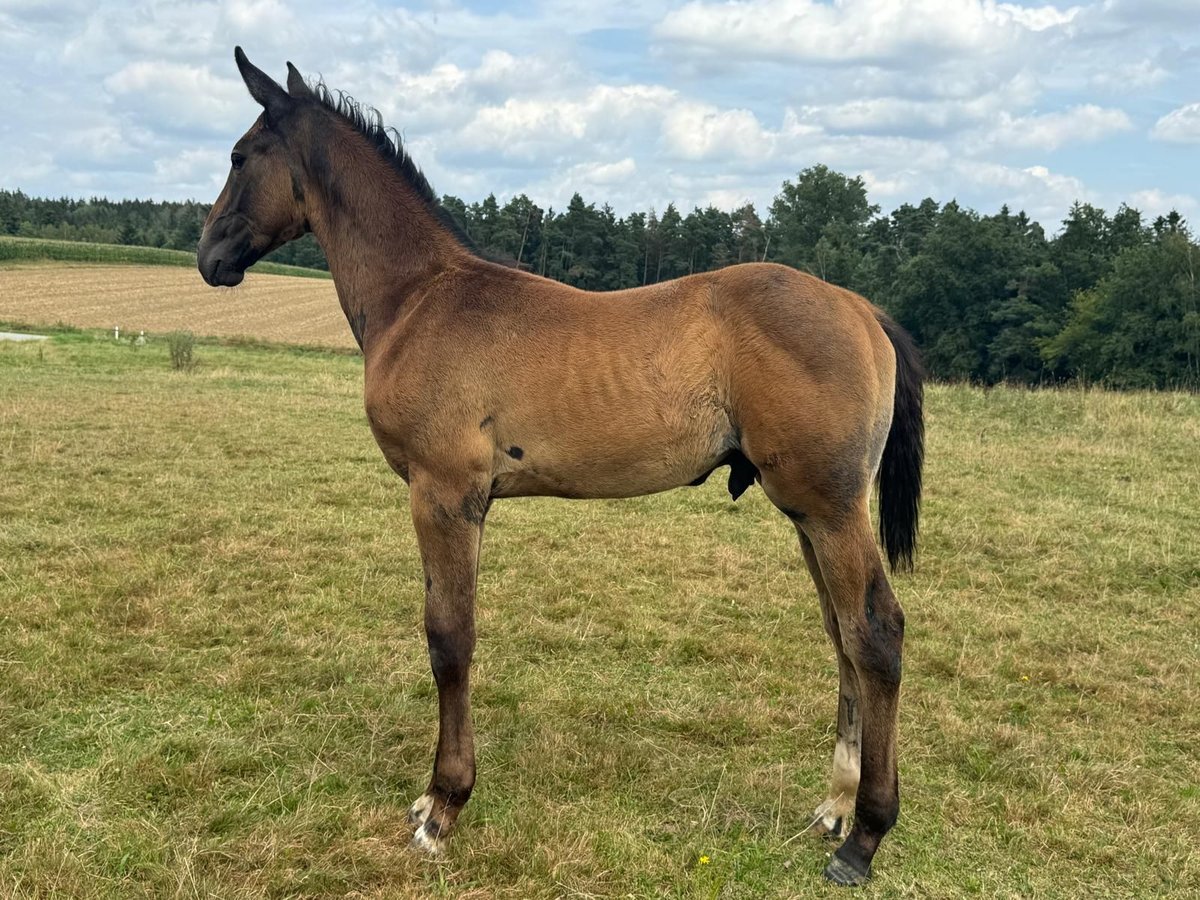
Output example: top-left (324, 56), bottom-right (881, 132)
top-left (1, 0), bottom-right (1198, 231)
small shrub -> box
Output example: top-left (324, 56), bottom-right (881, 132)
top-left (167, 331), bottom-right (196, 371)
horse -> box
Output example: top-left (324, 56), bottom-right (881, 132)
top-left (197, 48), bottom-right (925, 887)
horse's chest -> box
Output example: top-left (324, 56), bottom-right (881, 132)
top-left (363, 391), bottom-right (421, 482)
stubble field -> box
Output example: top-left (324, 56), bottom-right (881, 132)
top-left (0, 262), bottom-right (349, 349)
top-left (0, 285), bottom-right (1197, 898)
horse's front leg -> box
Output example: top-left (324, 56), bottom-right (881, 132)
top-left (405, 467), bottom-right (491, 854)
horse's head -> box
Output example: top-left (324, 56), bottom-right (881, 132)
top-left (198, 48), bottom-right (312, 287)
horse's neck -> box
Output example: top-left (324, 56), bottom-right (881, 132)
top-left (305, 147), bottom-right (464, 353)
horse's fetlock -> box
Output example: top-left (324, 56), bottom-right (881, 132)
top-left (432, 774), bottom-right (475, 806)
top-left (855, 792), bottom-right (899, 837)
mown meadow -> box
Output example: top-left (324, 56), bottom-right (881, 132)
top-left (0, 327), bottom-right (1196, 898)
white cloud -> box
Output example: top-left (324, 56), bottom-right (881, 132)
top-left (655, 0), bottom-right (1077, 66)
top-left (698, 186), bottom-right (761, 210)
top-left (152, 148), bottom-right (225, 191)
top-left (1090, 59), bottom-right (1168, 92)
top-left (661, 104), bottom-right (775, 161)
top-left (860, 169), bottom-right (918, 200)
top-left (992, 2), bottom-right (1080, 32)
top-left (953, 161), bottom-right (1090, 223)
top-left (1105, 0), bottom-right (1200, 27)
top-left (985, 105), bottom-right (1133, 151)
top-left (1152, 103), bottom-right (1200, 144)
top-left (1128, 188), bottom-right (1197, 220)
top-left (456, 84), bottom-right (677, 162)
top-left (793, 86), bottom-right (1032, 138)
top-left (105, 61), bottom-right (246, 134)
top-left (570, 157), bottom-right (637, 185)
top-left (223, 0), bottom-right (289, 31)
top-left (797, 97), bottom-right (962, 136)
top-left (2, 152), bottom-right (56, 186)
top-left (536, 158), bottom-right (641, 206)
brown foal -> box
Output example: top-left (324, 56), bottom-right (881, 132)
top-left (198, 49), bottom-right (925, 887)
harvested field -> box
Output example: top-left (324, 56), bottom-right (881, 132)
top-left (0, 262), bottom-right (352, 349)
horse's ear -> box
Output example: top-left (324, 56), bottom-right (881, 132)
top-left (286, 62), bottom-right (312, 99)
top-left (234, 46), bottom-right (291, 119)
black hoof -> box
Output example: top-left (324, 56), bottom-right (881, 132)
top-left (823, 853), bottom-right (870, 887)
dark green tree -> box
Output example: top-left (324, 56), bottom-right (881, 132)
top-left (1043, 229), bottom-right (1200, 387)
top-left (731, 202), bottom-right (765, 264)
top-left (767, 165), bottom-right (879, 285)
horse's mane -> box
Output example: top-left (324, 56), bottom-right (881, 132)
top-left (308, 81), bottom-right (485, 258)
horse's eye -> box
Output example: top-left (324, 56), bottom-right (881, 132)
top-left (231, 152), bottom-right (246, 171)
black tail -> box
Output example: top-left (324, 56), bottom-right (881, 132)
top-left (875, 312), bottom-right (925, 572)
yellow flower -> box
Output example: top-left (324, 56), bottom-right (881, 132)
top-left (1021, 675), bottom-right (1030, 682)
top-left (699, 855), bottom-right (711, 865)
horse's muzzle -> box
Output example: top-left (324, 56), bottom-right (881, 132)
top-left (197, 220), bottom-right (259, 287)
top-left (199, 254), bottom-right (245, 287)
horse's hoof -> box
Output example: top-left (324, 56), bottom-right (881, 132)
top-left (409, 820), bottom-right (446, 856)
top-left (407, 793), bottom-right (434, 827)
top-left (823, 853), bottom-right (870, 887)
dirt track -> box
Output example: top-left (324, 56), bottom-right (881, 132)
top-left (0, 263), bottom-right (354, 349)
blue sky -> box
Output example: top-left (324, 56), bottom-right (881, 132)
top-left (1, 0), bottom-right (1198, 231)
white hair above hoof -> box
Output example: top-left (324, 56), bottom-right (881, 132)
top-left (409, 820), bottom-right (446, 856)
top-left (407, 793), bottom-right (434, 827)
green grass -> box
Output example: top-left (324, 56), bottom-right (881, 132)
top-left (0, 329), bottom-right (1197, 898)
top-left (0, 236), bottom-right (330, 280)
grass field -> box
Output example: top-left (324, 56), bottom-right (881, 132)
top-left (0, 328), bottom-right (1197, 899)
top-left (0, 263), bottom-right (349, 350)
top-left (0, 236), bottom-right (330, 280)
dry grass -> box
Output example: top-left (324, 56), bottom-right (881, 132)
top-left (0, 328), bottom-right (1197, 898)
top-left (0, 264), bottom-right (350, 349)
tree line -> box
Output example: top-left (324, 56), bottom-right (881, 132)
top-left (3, 171), bottom-right (1197, 389)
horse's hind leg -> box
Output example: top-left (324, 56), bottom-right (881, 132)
top-left (801, 510), bottom-right (904, 886)
top-left (798, 531), bottom-right (861, 841)
top-left (405, 466), bottom-right (490, 854)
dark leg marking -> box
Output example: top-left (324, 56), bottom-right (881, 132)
top-left (818, 447), bottom-right (870, 523)
top-left (425, 626), bottom-right (464, 684)
top-left (506, 445), bottom-right (524, 460)
top-left (429, 774), bottom-right (474, 808)
top-left (459, 486), bottom-right (490, 526)
top-left (348, 309), bottom-right (367, 350)
top-left (420, 817), bottom-right (444, 840)
top-left (822, 817), bottom-right (845, 844)
top-left (859, 569), bottom-right (904, 685)
top-left (842, 693), bottom-right (858, 729)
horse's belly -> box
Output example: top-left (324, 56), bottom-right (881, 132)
top-left (490, 405), bottom-right (731, 500)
